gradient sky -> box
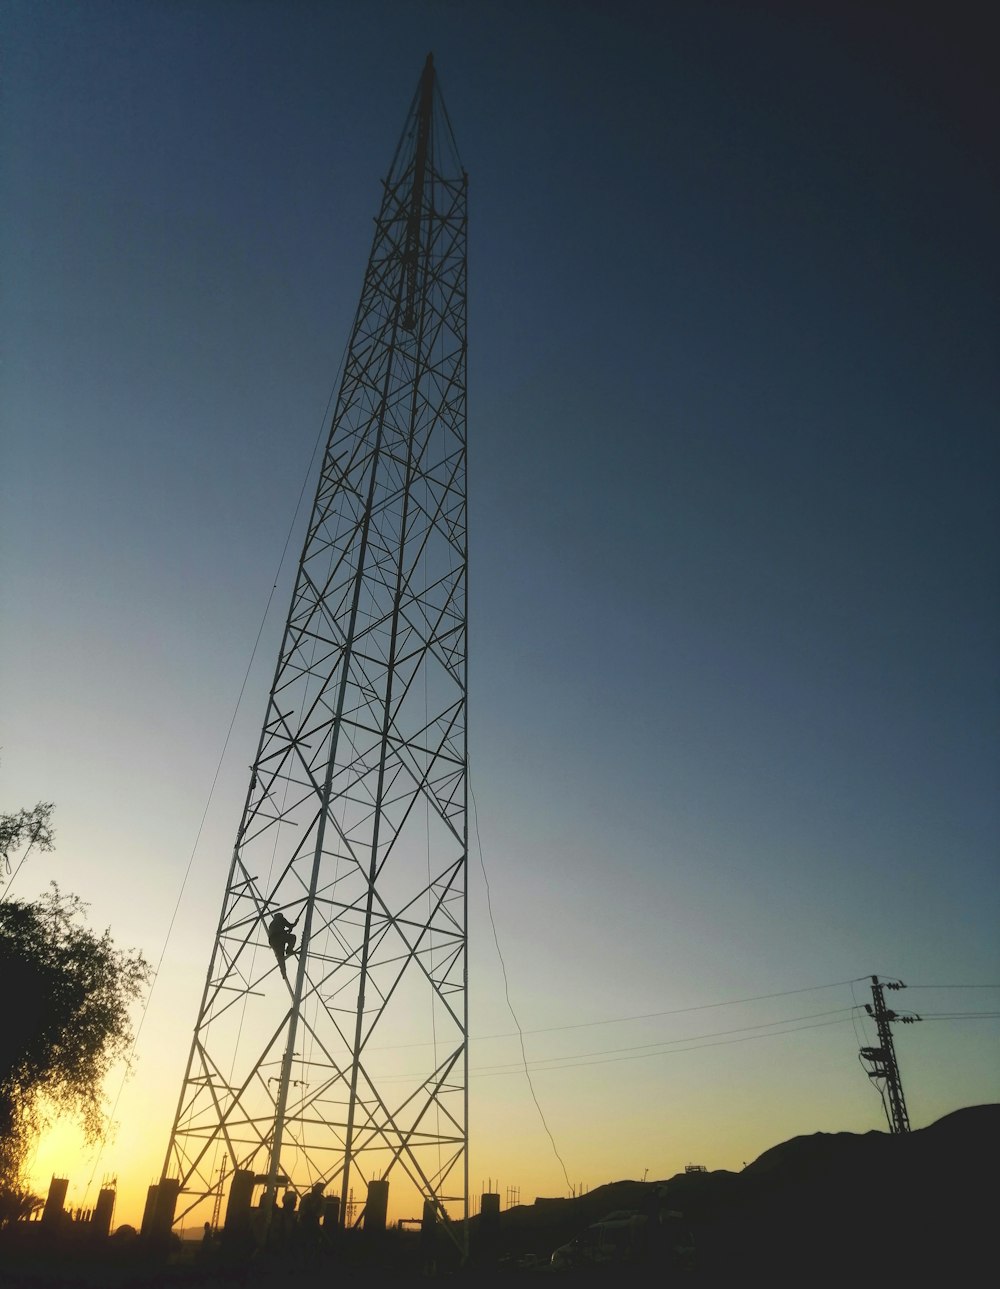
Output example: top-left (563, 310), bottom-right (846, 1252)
top-left (2, 0), bottom-right (997, 1228)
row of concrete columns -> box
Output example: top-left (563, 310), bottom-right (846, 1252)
top-left (138, 1175), bottom-right (503, 1241)
top-left (38, 1177), bottom-right (116, 1235)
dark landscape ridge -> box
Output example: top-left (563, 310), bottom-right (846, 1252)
top-left (1, 1104), bottom-right (995, 1286)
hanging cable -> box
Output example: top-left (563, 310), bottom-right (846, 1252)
top-left (469, 772), bottom-right (572, 1193)
top-left (80, 350), bottom-right (348, 1209)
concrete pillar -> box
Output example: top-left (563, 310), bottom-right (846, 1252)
top-left (42, 1177), bottom-right (68, 1228)
top-left (150, 1177), bottom-right (180, 1238)
top-left (224, 1169), bottom-right (256, 1236)
top-left (93, 1187), bottom-right (116, 1237)
top-left (364, 1178), bottom-right (389, 1232)
top-left (140, 1184), bottom-right (159, 1237)
top-left (322, 1194), bottom-right (340, 1228)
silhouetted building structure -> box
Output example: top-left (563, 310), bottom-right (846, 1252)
top-left (41, 1177), bottom-right (68, 1228)
top-left (364, 1180), bottom-right (389, 1233)
top-left (223, 1169), bottom-right (255, 1237)
top-left (93, 1187), bottom-right (116, 1237)
top-left (140, 1184), bottom-right (158, 1237)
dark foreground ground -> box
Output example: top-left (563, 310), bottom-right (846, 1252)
top-left (2, 1104), bottom-right (996, 1288)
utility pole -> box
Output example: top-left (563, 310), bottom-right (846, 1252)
top-left (161, 54), bottom-right (468, 1249)
top-left (859, 976), bottom-right (920, 1133)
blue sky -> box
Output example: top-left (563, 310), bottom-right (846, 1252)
top-left (2, 0), bottom-right (997, 1224)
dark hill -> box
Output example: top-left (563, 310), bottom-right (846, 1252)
top-left (472, 1103), bottom-right (999, 1283)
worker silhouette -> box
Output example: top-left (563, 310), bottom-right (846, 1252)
top-left (268, 912), bottom-right (297, 979)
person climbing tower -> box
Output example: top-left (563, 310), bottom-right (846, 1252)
top-left (268, 911), bottom-right (297, 979)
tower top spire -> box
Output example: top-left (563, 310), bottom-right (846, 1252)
top-left (386, 53), bottom-right (463, 185)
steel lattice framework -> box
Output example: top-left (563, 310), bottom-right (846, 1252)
top-left (163, 56), bottom-right (468, 1237)
top-left (860, 976), bottom-right (919, 1135)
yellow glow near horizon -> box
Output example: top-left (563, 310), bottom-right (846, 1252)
top-left (17, 977), bottom-right (997, 1236)
top-left (27, 1120), bottom-right (93, 1205)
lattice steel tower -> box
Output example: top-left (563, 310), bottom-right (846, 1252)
top-left (860, 976), bottom-right (920, 1135)
top-left (162, 55), bottom-right (468, 1239)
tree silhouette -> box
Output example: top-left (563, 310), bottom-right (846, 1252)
top-left (0, 801), bottom-right (54, 897)
top-left (0, 878), bottom-right (150, 1195)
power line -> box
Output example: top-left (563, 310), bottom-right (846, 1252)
top-left (366, 979), bottom-right (868, 1052)
top-left (468, 1016), bottom-right (855, 1081)
top-left (466, 1008), bottom-right (858, 1076)
top-left (375, 1012), bottom-right (858, 1085)
top-left (920, 1012), bottom-right (1000, 1020)
top-left (475, 980), bottom-right (865, 1041)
